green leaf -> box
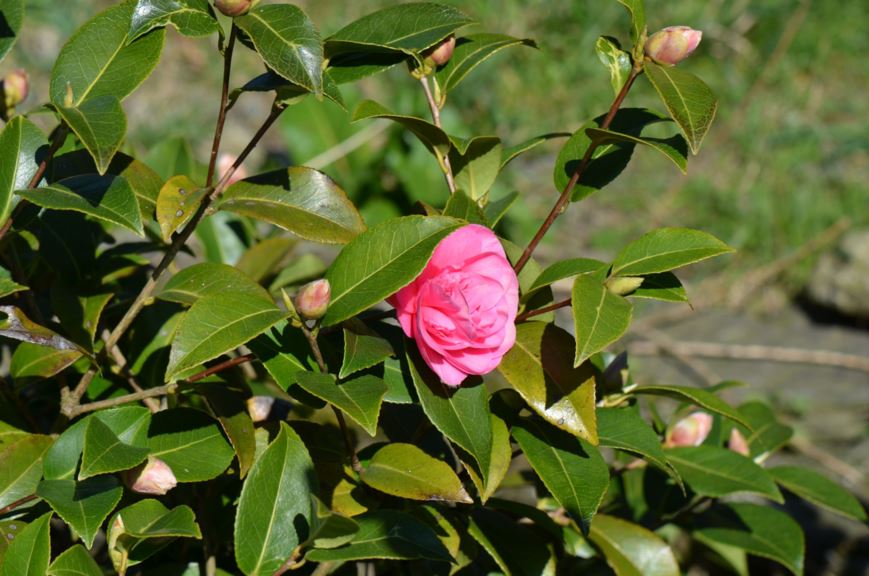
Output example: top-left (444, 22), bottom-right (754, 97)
top-left (443, 189), bottom-right (487, 225)
top-left (597, 406), bottom-right (678, 482)
top-left (10, 343), bottom-right (82, 383)
top-left (47, 545), bottom-right (102, 576)
top-left (361, 443), bottom-right (472, 503)
top-left (79, 417), bottom-right (149, 479)
top-left (236, 70), bottom-right (345, 110)
top-left (56, 96), bottom-right (127, 175)
top-left (501, 132), bottom-right (570, 169)
top-left (37, 477), bottom-right (123, 549)
top-left (769, 466), bottom-right (866, 522)
top-left (235, 4), bottom-right (323, 95)
top-left (665, 446), bottom-right (782, 502)
top-left (630, 272), bottom-right (688, 302)
top-left (695, 503), bottom-right (804, 576)
top-left (158, 262), bottom-right (262, 306)
top-left (156, 175), bottom-right (206, 242)
top-left (236, 236), bottom-right (297, 283)
top-left (0, 267), bottom-right (25, 299)
top-left (572, 273), bottom-right (633, 367)
top-left (589, 514), bottom-right (679, 576)
top-left (143, 136), bottom-right (197, 181)
top-left (407, 345), bottom-right (493, 484)
top-left (340, 322), bottom-right (394, 379)
top-left (464, 413), bottom-right (511, 503)
top-left (49, 289), bottom-right (113, 351)
top-left (382, 356), bottom-right (414, 404)
top-left (108, 500), bottom-right (201, 572)
top-left (483, 190), bottom-right (518, 226)
top-left (645, 63), bottom-right (718, 155)
top-left (326, 3), bottom-right (472, 56)
top-left (0, 0), bottom-right (23, 63)
top-left (147, 408), bottom-right (235, 482)
top-left (0, 305), bottom-right (83, 352)
top-left (306, 499), bottom-right (359, 549)
top-left (735, 401), bottom-right (793, 458)
top-left (323, 215), bottom-right (462, 326)
top-left (306, 510), bottom-right (450, 562)
top-left (616, 0), bottom-right (646, 46)
top-left (219, 167), bottom-right (365, 245)
top-left (512, 417), bottom-right (609, 534)
top-left (436, 33), bottom-right (536, 95)
top-left (611, 228), bottom-right (733, 276)
top-left (353, 100), bottom-right (451, 157)
top-left (294, 372), bottom-right (387, 437)
top-left (528, 257), bottom-right (606, 293)
top-left (201, 382), bottom-right (257, 479)
top-left (20, 174), bottom-right (142, 235)
top-left (630, 385), bottom-right (751, 429)
top-left (498, 322), bottom-right (598, 443)
top-left (467, 507), bottom-right (555, 576)
top-left (0, 512), bottom-right (51, 576)
top-left (596, 36), bottom-right (632, 95)
top-left (50, 0), bottom-right (165, 106)
top-left (234, 422), bottom-right (316, 576)
top-left (247, 320), bottom-right (312, 391)
top-left (129, 0), bottom-right (220, 41)
top-left (0, 116), bottom-right (47, 226)
top-left (586, 127), bottom-right (688, 173)
top-left (448, 136), bottom-right (502, 200)
top-left (0, 435), bottom-right (53, 510)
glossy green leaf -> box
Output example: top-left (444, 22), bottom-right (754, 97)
top-left (612, 228), bottom-right (733, 277)
top-left (587, 127), bottom-right (688, 173)
top-left (630, 272), bottom-right (688, 302)
top-left (294, 372), bottom-right (387, 437)
top-left (79, 417), bottom-right (149, 479)
top-left (235, 69), bottom-right (345, 110)
top-left (501, 132), bottom-right (570, 169)
top-left (361, 443), bottom-right (472, 503)
top-left (499, 322), bottom-right (598, 443)
top-left (529, 258), bottom-right (606, 293)
top-left (589, 514), bottom-right (679, 576)
top-left (56, 96), bottom-right (127, 175)
top-left (463, 413), bottom-right (511, 503)
top-left (0, 422), bottom-right (28, 451)
top-left (0, 435), bottom-right (53, 510)
top-left (129, 0), bottom-right (219, 41)
top-left (0, 116), bottom-right (47, 225)
top-left (219, 167), bottom-right (365, 245)
top-left (0, 0), bottom-right (23, 63)
top-left (597, 406), bottom-right (677, 482)
top-left (483, 190), bottom-right (518, 226)
top-left (468, 507), bottom-right (555, 576)
top-left (10, 342), bottom-right (82, 383)
top-left (306, 499), bottom-right (359, 549)
top-left (37, 477), bottom-right (123, 549)
top-left (306, 510), bottom-right (450, 562)
top-left (20, 174), bottom-right (142, 235)
top-left (236, 236), bottom-right (297, 283)
top-left (0, 512), bottom-right (51, 576)
top-left (147, 408), bottom-right (234, 482)
top-left (631, 385), bottom-right (751, 429)
top-left (616, 0), bottom-right (646, 46)
top-left (645, 63), bottom-right (718, 155)
top-left (234, 422), bottom-right (316, 576)
top-left (770, 466), bottom-right (866, 521)
top-left (50, 0), bottom-right (164, 106)
top-left (572, 273), bottom-right (633, 367)
top-left (735, 401), bottom-right (793, 458)
top-left (340, 321), bottom-right (394, 379)
top-left (323, 215), bottom-right (461, 326)
top-left (353, 99), bottom-right (451, 157)
top-left (407, 345), bottom-right (493, 484)
top-left (235, 4), bottom-right (322, 95)
top-left (108, 499), bottom-right (201, 572)
top-left (201, 382), bottom-right (257, 479)
top-left (666, 446), bottom-right (782, 502)
top-left (512, 417), bottom-right (609, 534)
top-left (0, 267), bottom-right (25, 299)
top-left (443, 188), bottom-right (486, 224)
top-left (0, 305), bottom-right (82, 352)
top-left (247, 321), bottom-right (312, 391)
top-left (448, 136), bottom-right (502, 200)
top-left (47, 544), bottom-right (102, 576)
top-left (156, 175), bottom-right (205, 241)
top-left (596, 36), bottom-right (632, 95)
top-left (158, 262), bottom-right (262, 306)
top-left (696, 503), bottom-right (804, 576)
top-left (436, 33), bottom-right (536, 95)
top-left (382, 356), bottom-right (414, 404)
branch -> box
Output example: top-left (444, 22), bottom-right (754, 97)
top-left (205, 25), bottom-right (237, 188)
top-left (0, 494), bottom-right (38, 516)
top-left (419, 76), bottom-right (456, 194)
top-left (71, 382), bottom-right (179, 418)
top-left (516, 297), bottom-right (571, 322)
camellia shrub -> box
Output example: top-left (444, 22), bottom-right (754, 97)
top-left (0, 1), bottom-right (865, 575)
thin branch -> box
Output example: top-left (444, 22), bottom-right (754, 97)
top-left (0, 494), bottom-right (38, 516)
top-left (516, 297), bottom-right (571, 322)
top-left (71, 383), bottom-right (178, 418)
top-left (419, 75), bottom-right (456, 194)
top-left (187, 353), bottom-right (255, 383)
top-left (205, 25), bottom-right (237, 188)
top-left (513, 66), bottom-right (641, 275)
top-left (101, 329), bottom-right (161, 412)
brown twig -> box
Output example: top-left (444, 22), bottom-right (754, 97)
top-left (0, 494), bottom-right (38, 516)
top-left (419, 75), bottom-right (456, 194)
top-left (101, 329), bottom-right (161, 413)
top-left (70, 382), bottom-right (178, 417)
top-left (205, 25), bottom-right (237, 188)
top-left (187, 353), bottom-right (255, 383)
top-left (516, 297), bottom-right (571, 322)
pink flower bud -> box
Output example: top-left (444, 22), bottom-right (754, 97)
top-left (217, 153), bottom-right (248, 185)
top-left (645, 26), bottom-right (702, 66)
top-left (728, 428), bottom-right (750, 456)
top-left (295, 279), bottom-right (331, 320)
top-left (426, 36), bottom-right (456, 67)
top-left (665, 411), bottom-right (713, 447)
top-left (124, 457), bottom-right (177, 495)
top-left (213, 0), bottom-right (255, 17)
top-left (246, 395), bottom-right (275, 423)
top-left (2, 69), bottom-right (29, 110)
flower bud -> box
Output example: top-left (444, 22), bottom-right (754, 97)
top-left (645, 26), bottom-right (702, 66)
top-left (728, 427), bottom-right (750, 456)
top-left (124, 457), bottom-right (177, 495)
top-left (426, 35), bottom-right (456, 67)
top-left (247, 395), bottom-right (275, 423)
top-left (213, 0), bottom-right (256, 17)
top-left (605, 276), bottom-right (644, 296)
top-left (295, 279), bottom-right (331, 320)
top-left (665, 411), bottom-right (713, 447)
top-left (217, 153), bottom-right (248, 185)
top-left (2, 69), bottom-right (29, 111)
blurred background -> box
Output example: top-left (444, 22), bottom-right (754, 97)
top-left (4, 0), bottom-right (867, 573)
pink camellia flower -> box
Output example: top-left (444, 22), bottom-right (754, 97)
top-left (665, 411), bottom-right (713, 447)
top-left (389, 224), bottom-right (519, 386)
top-left (645, 26), bottom-right (703, 66)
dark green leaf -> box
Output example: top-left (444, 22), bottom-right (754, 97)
top-left (665, 446), bottom-right (782, 502)
top-left (155, 175), bottom-right (205, 242)
top-left (158, 262), bottom-right (263, 306)
top-left (596, 36), bottom-right (632, 95)
top-left (0, 116), bottom-right (47, 226)
top-left (645, 63), bottom-right (718, 155)
top-left (361, 443), bottom-right (472, 503)
top-left (340, 321), bottom-right (394, 379)
top-left (769, 466), bottom-right (866, 522)
top-left (0, 434), bottom-right (53, 510)
top-left (587, 127), bottom-right (688, 173)
top-left (631, 385), bottom-right (751, 429)
top-left (108, 499), bottom-right (201, 572)
top-left (501, 132), bottom-right (570, 169)
top-left (529, 257), bottom-right (606, 293)
top-left (572, 273), bottom-right (633, 367)
top-left (735, 401), bottom-right (793, 458)
top-left (323, 215), bottom-right (461, 326)
top-left (219, 167), bottom-right (365, 244)
top-left (147, 408), bottom-right (234, 482)
top-left (630, 272), bottom-right (688, 302)
top-left (10, 343), bottom-right (82, 383)
top-left (0, 512), bottom-right (51, 576)
top-left (235, 70), bottom-right (345, 109)
top-left (306, 499), bottom-right (359, 549)
top-left (235, 4), bottom-right (322, 95)
top-left (589, 514), bottom-right (680, 576)
top-left (382, 356), bottom-right (414, 404)
top-left (325, 52), bottom-right (407, 84)
top-left (47, 545), bottom-right (102, 576)
top-left (448, 136), bottom-right (502, 200)
top-left (443, 189), bottom-right (487, 225)
top-left (436, 33), bottom-right (536, 95)
top-left (597, 406), bottom-right (678, 483)
top-left (611, 228), bottom-right (733, 276)
top-left (50, 0), bottom-right (165, 106)
top-left (294, 372), bottom-right (387, 437)
top-left (37, 477), bottom-right (123, 549)
top-left (353, 100), bottom-right (451, 157)
top-left (483, 190), bottom-right (518, 226)
top-left (201, 382), bottom-right (257, 479)
top-left (0, 0), bottom-right (23, 63)
top-left (79, 417), bottom-right (149, 479)
top-left (468, 507), bottom-right (554, 576)
top-left (234, 422), bottom-right (316, 576)
top-left (247, 320), bottom-right (312, 391)
top-left (236, 236), bottom-right (297, 283)
top-left (463, 413), bottom-right (511, 503)
top-left (129, 0), bottom-right (219, 41)
top-left (616, 0), bottom-right (646, 46)
top-left (0, 267), bottom-right (25, 299)
top-left (55, 96), bottom-right (127, 175)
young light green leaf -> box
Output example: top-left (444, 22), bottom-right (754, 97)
top-left (611, 228), bottom-right (733, 276)
top-left (340, 321), bottom-right (394, 379)
top-left (498, 322), bottom-right (598, 443)
top-left (47, 545), bottom-right (102, 576)
top-left (0, 435), bottom-right (53, 510)
top-left (235, 4), bottom-right (323, 95)
top-left (0, 512), bottom-right (51, 576)
top-left (219, 167), bottom-right (365, 245)
top-left (0, 0), bottom-right (23, 63)
top-left (630, 272), bottom-right (688, 302)
top-left (235, 422), bottom-right (316, 576)
top-left (665, 446), bottom-right (783, 502)
top-left (108, 499), bottom-right (202, 572)
top-left (55, 96), bottom-right (127, 175)
top-left (695, 503), bottom-right (804, 576)
top-left (468, 507), bottom-right (555, 576)
top-left (529, 257), bottom-right (606, 293)
top-left (589, 514), bottom-right (680, 576)
top-left (735, 401), bottom-right (793, 458)
top-left (448, 136), bottom-right (502, 200)
top-left (50, 0), bottom-right (165, 106)
top-left (361, 443), bottom-right (472, 503)
top-left (512, 417), bottom-right (609, 534)
top-left (147, 408), bottom-right (234, 482)
top-left (436, 33), bottom-right (536, 95)
top-left (294, 372), bottom-right (387, 437)
top-left (616, 0), bottom-right (646, 46)
top-left (0, 116), bottom-right (47, 226)
top-left (596, 36), bottom-right (632, 95)
top-left (645, 62), bottom-right (718, 155)
top-left (770, 466), bottom-right (866, 522)
top-left (323, 215), bottom-right (462, 326)
top-left (156, 175), bottom-right (205, 241)
top-left (587, 127), bottom-right (688, 173)
top-left (79, 417), bottom-right (149, 479)
top-left (463, 414), bottom-right (511, 504)
top-left (10, 343), bottom-right (82, 384)
top-left (353, 100), bottom-right (451, 157)
top-left (37, 477), bottom-right (123, 549)
top-left (572, 273), bottom-right (633, 367)
top-left (129, 0), bottom-right (220, 41)
top-left (597, 406), bottom-right (679, 483)
top-left (631, 385), bottom-right (751, 429)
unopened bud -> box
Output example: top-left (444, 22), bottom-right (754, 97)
top-left (645, 26), bottom-right (702, 66)
top-left (728, 427), bottom-right (750, 456)
top-left (426, 35), bottom-right (456, 67)
top-left (2, 69), bottom-right (29, 111)
top-left (247, 395), bottom-right (275, 423)
top-left (295, 279), bottom-right (330, 320)
top-left (213, 0), bottom-right (256, 17)
top-left (124, 457), bottom-right (177, 495)
top-left (665, 411), bottom-right (713, 447)
top-left (605, 276), bottom-right (644, 296)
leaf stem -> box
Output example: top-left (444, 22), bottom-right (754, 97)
top-left (0, 494), bottom-right (38, 516)
top-left (205, 25), bottom-right (237, 188)
top-left (513, 66), bottom-right (641, 275)
top-left (419, 76), bottom-right (456, 194)
top-left (515, 297), bottom-right (571, 322)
